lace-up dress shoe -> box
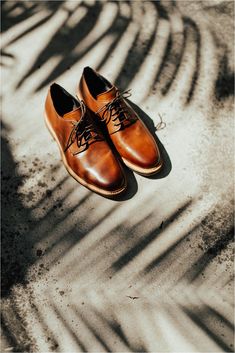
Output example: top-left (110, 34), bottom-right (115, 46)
top-left (78, 67), bottom-right (163, 175)
top-left (44, 83), bottom-right (126, 196)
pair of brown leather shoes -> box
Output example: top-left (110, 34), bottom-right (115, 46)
top-left (45, 67), bottom-right (162, 196)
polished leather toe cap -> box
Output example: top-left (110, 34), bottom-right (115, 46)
top-left (123, 142), bottom-right (161, 171)
top-left (112, 122), bottom-right (162, 174)
top-left (68, 147), bottom-right (127, 195)
top-left (88, 160), bottom-right (126, 193)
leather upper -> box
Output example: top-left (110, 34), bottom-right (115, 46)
top-left (78, 67), bottom-right (161, 171)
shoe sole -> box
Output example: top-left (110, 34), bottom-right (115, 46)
top-left (44, 113), bottom-right (127, 196)
top-left (122, 157), bottom-right (163, 176)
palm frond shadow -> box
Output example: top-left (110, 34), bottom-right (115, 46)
top-left (183, 17), bottom-right (201, 104)
top-left (0, 50), bottom-right (16, 68)
top-left (167, 299), bottom-right (234, 352)
top-left (2, 0), bottom-right (234, 103)
top-left (1, 0), bottom-right (234, 350)
top-left (142, 204), bottom-right (234, 284)
top-left (150, 2), bottom-right (179, 96)
top-left (165, 204), bottom-right (234, 291)
top-left (15, 1), bottom-right (130, 91)
top-left (185, 227), bottom-right (234, 285)
top-left (1, 120), bottom-right (93, 297)
top-left (215, 52), bottom-right (235, 101)
top-left (181, 305), bottom-right (234, 352)
top-left (2, 1), bottom-right (39, 33)
top-left (1, 292), bottom-right (42, 351)
top-left (1, 117), bottom-right (135, 301)
top-left (16, 1), bottom-right (104, 91)
top-left (113, 2), bottom-right (199, 104)
top-left (2, 121), bottom-right (233, 351)
top-left (114, 3), bottom-right (158, 90)
top-left (72, 304), bottom-right (146, 352)
top-left (3, 1), bottom-right (176, 97)
top-left (110, 201), bottom-right (190, 273)
top-left (1, 314), bottom-right (27, 352)
top-left (1, 122), bottom-right (35, 296)
top-left (1, 1), bottom-right (64, 34)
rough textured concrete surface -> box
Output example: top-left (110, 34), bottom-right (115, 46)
top-left (1, 1), bottom-right (234, 352)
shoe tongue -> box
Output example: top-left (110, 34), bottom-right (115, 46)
top-left (96, 86), bottom-right (117, 101)
top-left (63, 107), bottom-right (82, 121)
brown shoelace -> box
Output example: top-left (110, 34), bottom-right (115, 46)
top-left (96, 89), bottom-right (137, 128)
top-left (64, 101), bottom-right (101, 155)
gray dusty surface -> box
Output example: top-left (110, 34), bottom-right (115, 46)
top-left (1, 1), bottom-right (234, 352)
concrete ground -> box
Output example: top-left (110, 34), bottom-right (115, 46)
top-left (1, 1), bottom-right (234, 352)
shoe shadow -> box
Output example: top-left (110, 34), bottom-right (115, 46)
top-left (127, 99), bottom-right (172, 180)
top-left (114, 166), bottom-right (138, 201)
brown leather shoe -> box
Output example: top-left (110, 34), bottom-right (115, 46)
top-left (78, 67), bottom-right (163, 175)
top-left (45, 83), bottom-right (127, 196)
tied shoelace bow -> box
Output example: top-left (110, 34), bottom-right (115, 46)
top-left (96, 89), bottom-right (136, 128)
top-left (64, 101), bottom-right (101, 155)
